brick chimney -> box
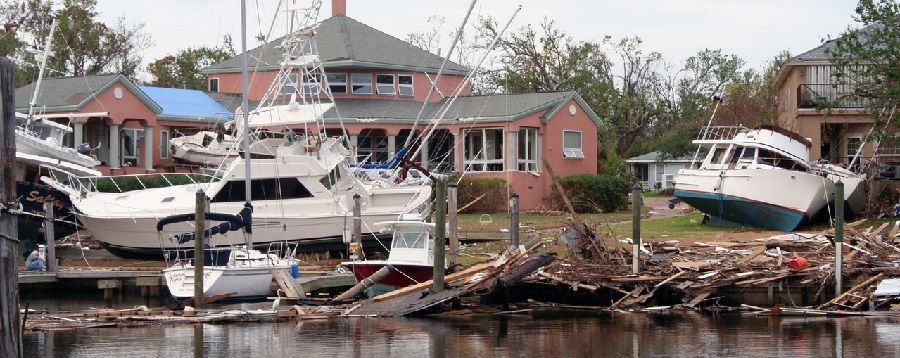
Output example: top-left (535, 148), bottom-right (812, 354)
top-left (332, 0), bottom-right (346, 17)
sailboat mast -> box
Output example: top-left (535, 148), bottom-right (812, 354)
top-left (241, 0), bottom-right (253, 248)
top-left (28, 18), bottom-right (57, 119)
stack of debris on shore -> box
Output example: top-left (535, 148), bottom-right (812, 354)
top-left (526, 219), bottom-right (900, 312)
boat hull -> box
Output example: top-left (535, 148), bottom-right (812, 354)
top-left (343, 262), bottom-right (435, 288)
top-left (163, 265), bottom-right (282, 299)
top-left (674, 169), bottom-right (830, 231)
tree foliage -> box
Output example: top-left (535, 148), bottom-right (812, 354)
top-left (147, 36), bottom-right (235, 90)
top-left (0, 0), bottom-right (151, 85)
top-left (827, 0), bottom-right (899, 131)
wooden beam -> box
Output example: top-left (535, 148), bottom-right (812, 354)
top-left (0, 57), bottom-right (21, 358)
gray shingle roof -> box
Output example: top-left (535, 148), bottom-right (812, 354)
top-left (203, 15), bottom-right (469, 75)
top-left (14, 74), bottom-right (119, 110)
top-left (792, 24), bottom-right (882, 62)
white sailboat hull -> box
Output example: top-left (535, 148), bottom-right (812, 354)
top-left (16, 129), bottom-right (99, 169)
top-left (163, 264), bottom-right (284, 299)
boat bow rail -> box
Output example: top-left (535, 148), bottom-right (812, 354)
top-left (43, 168), bottom-right (221, 197)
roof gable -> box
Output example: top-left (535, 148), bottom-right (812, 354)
top-left (203, 15), bottom-right (469, 75)
top-left (15, 74), bottom-right (162, 114)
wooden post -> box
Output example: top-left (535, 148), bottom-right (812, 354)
top-left (835, 181), bottom-right (844, 296)
top-left (43, 201), bottom-right (57, 272)
top-left (351, 193), bottom-right (363, 260)
top-left (632, 184), bottom-right (641, 274)
top-left (509, 192), bottom-right (520, 249)
top-left (433, 179), bottom-right (447, 293)
top-left (194, 189), bottom-right (206, 308)
top-left (0, 57), bottom-right (22, 358)
top-left (447, 183), bottom-right (459, 271)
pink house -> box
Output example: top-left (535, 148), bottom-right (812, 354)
top-left (15, 74), bottom-right (233, 175)
top-left (203, 2), bottom-right (601, 210)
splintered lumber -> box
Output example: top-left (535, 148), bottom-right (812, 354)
top-left (373, 261), bottom-right (493, 302)
top-left (179, 291), bottom-right (237, 307)
top-left (272, 269), bottom-right (303, 298)
top-left (818, 273), bottom-right (885, 309)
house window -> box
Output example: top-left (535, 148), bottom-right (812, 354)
top-left (160, 130), bottom-right (169, 159)
top-left (517, 128), bottom-right (538, 172)
top-left (846, 137), bottom-right (863, 163)
top-left (351, 73), bottom-right (373, 94)
top-left (357, 129), bottom-right (389, 163)
top-left (281, 73), bottom-right (298, 95)
top-left (326, 73), bottom-right (347, 93)
top-left (464, 128), bottom-right (504, 171)
top-left (562, 130), bottom-right (583, 159)
top-left (376, 74), bottom-right (395, 95)
top-left (208, 78), bottom-right (219, 92)
top-left (301, 73), bottom-right (321, 95)
top-left (398, 75), bottom-right (413, 96)
top-left (122, 128), bottom-right (144, 166)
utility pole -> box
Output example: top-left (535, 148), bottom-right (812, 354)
top-left (835, 181), bottom-right (844, 296)
top-left (1, 57), bottom-right (22, 358)
top-left (509, 193), bottom-right (520, 249)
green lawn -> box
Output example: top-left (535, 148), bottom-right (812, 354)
top-left (458, 209), bottom-right (647, 232)
top-left (603, 212), bottom-right (730, 239)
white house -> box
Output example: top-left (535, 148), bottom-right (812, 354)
top-left (626, 151), bottom-right (693, 190)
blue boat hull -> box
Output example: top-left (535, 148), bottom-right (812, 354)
top-left (674, 189), bottom-right (808, 231)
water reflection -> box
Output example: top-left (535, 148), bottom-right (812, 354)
top-left (23, 310), bottom-right (900, 357)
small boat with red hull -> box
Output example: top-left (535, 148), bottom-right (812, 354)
top-left (342, 214), bottom-right (444, 289)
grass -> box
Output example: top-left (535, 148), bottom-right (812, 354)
top-left (457, 209), bottom-right (648, 233)
top-left (604, 212), bottom-right (737, 240)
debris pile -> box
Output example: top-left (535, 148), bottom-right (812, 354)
top-left (527, 219), bottom-right (900, 312)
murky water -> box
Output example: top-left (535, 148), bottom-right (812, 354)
top-left (22, 309), bottom-right (900, 357)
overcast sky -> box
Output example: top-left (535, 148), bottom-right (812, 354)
top-left (94, 0), bottom-right (861, 78)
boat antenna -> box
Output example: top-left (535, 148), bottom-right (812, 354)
top-left (404, 0), bottom-right (478, 149)
top-left (241, 0), bottom-right (253, 248)
top-left (688, 94), bottom-right (724, 169)
top-left (27, 17), bottom-right (57, 121)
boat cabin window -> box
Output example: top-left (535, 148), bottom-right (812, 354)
top-left (728, 146), bottom-right (743, 164)
top-left (212, 178), bottom-right (314, 202)
top-left (741, 147), bottom-right (757, 160)
top-left (758, 149), bottom-right (802, 171)
top-left (319, 166), bottom-right (343, 190)
top-left (709, 147), bottom-right (728, 164)
top-left (392, 229), bottom-right (428, 249)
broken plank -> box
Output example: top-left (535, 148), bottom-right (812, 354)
top-left (818, 273), bottom-right (885, 309)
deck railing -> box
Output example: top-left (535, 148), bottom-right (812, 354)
top-left (797, 84), bottom-right (868, 109)
top-left (696, 126), bottom-right (747, 142)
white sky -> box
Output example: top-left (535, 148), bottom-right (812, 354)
top-left (94, 0), bottom-right (861, 78)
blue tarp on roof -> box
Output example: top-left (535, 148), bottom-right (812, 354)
top-left (138, 86), bottom-right (233, 123)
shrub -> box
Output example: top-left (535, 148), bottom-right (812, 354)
top-left (554, 174), bottom-right (630, 213)
top-left (447, 177), bottom-right (509, 213)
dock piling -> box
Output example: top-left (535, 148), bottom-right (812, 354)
top-left (632, 184), bottom-right (642, 274)
top-left (43, 201), bottom-right (57, 273)
top-left (433, 179), bottom-right (447, 293)
top-left (351, 193), bottom-right (362, 260)
top-left (510, 193), bottom-right (520, 249)
top-left (0, 56), bottom-right (21, 358)
top-left (194, 189), bottom-right (206, 309)
top-left (447, 183), bottom-right (459, 271)
top-left (835, 181), bottom-right (844, 296)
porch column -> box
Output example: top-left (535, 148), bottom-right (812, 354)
top-left (144, 125), bottom-right (154, 171)
top-left (387, 135), bottom-right (396, 160)
top-left (506, 130), bottom-right (517, 172)
top-left (73, 123), bottom-right (84, 148)
top-left (109, 124), bottom-right (120, 169)
top-left (420, 137), bottom-right (430, 169)
top-left (349, 135), bottom-right (358, 164)
top-left (452, 132), bottom-right (461, 172)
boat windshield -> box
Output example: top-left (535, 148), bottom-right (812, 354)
top-left (393, 230), bottom-right (427, 249)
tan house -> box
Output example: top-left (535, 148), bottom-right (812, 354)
top-left (775, 26), bottom-right (897, 177)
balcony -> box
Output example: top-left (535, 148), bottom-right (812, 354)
top-left (797, 84), bottom-right (867, 109)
